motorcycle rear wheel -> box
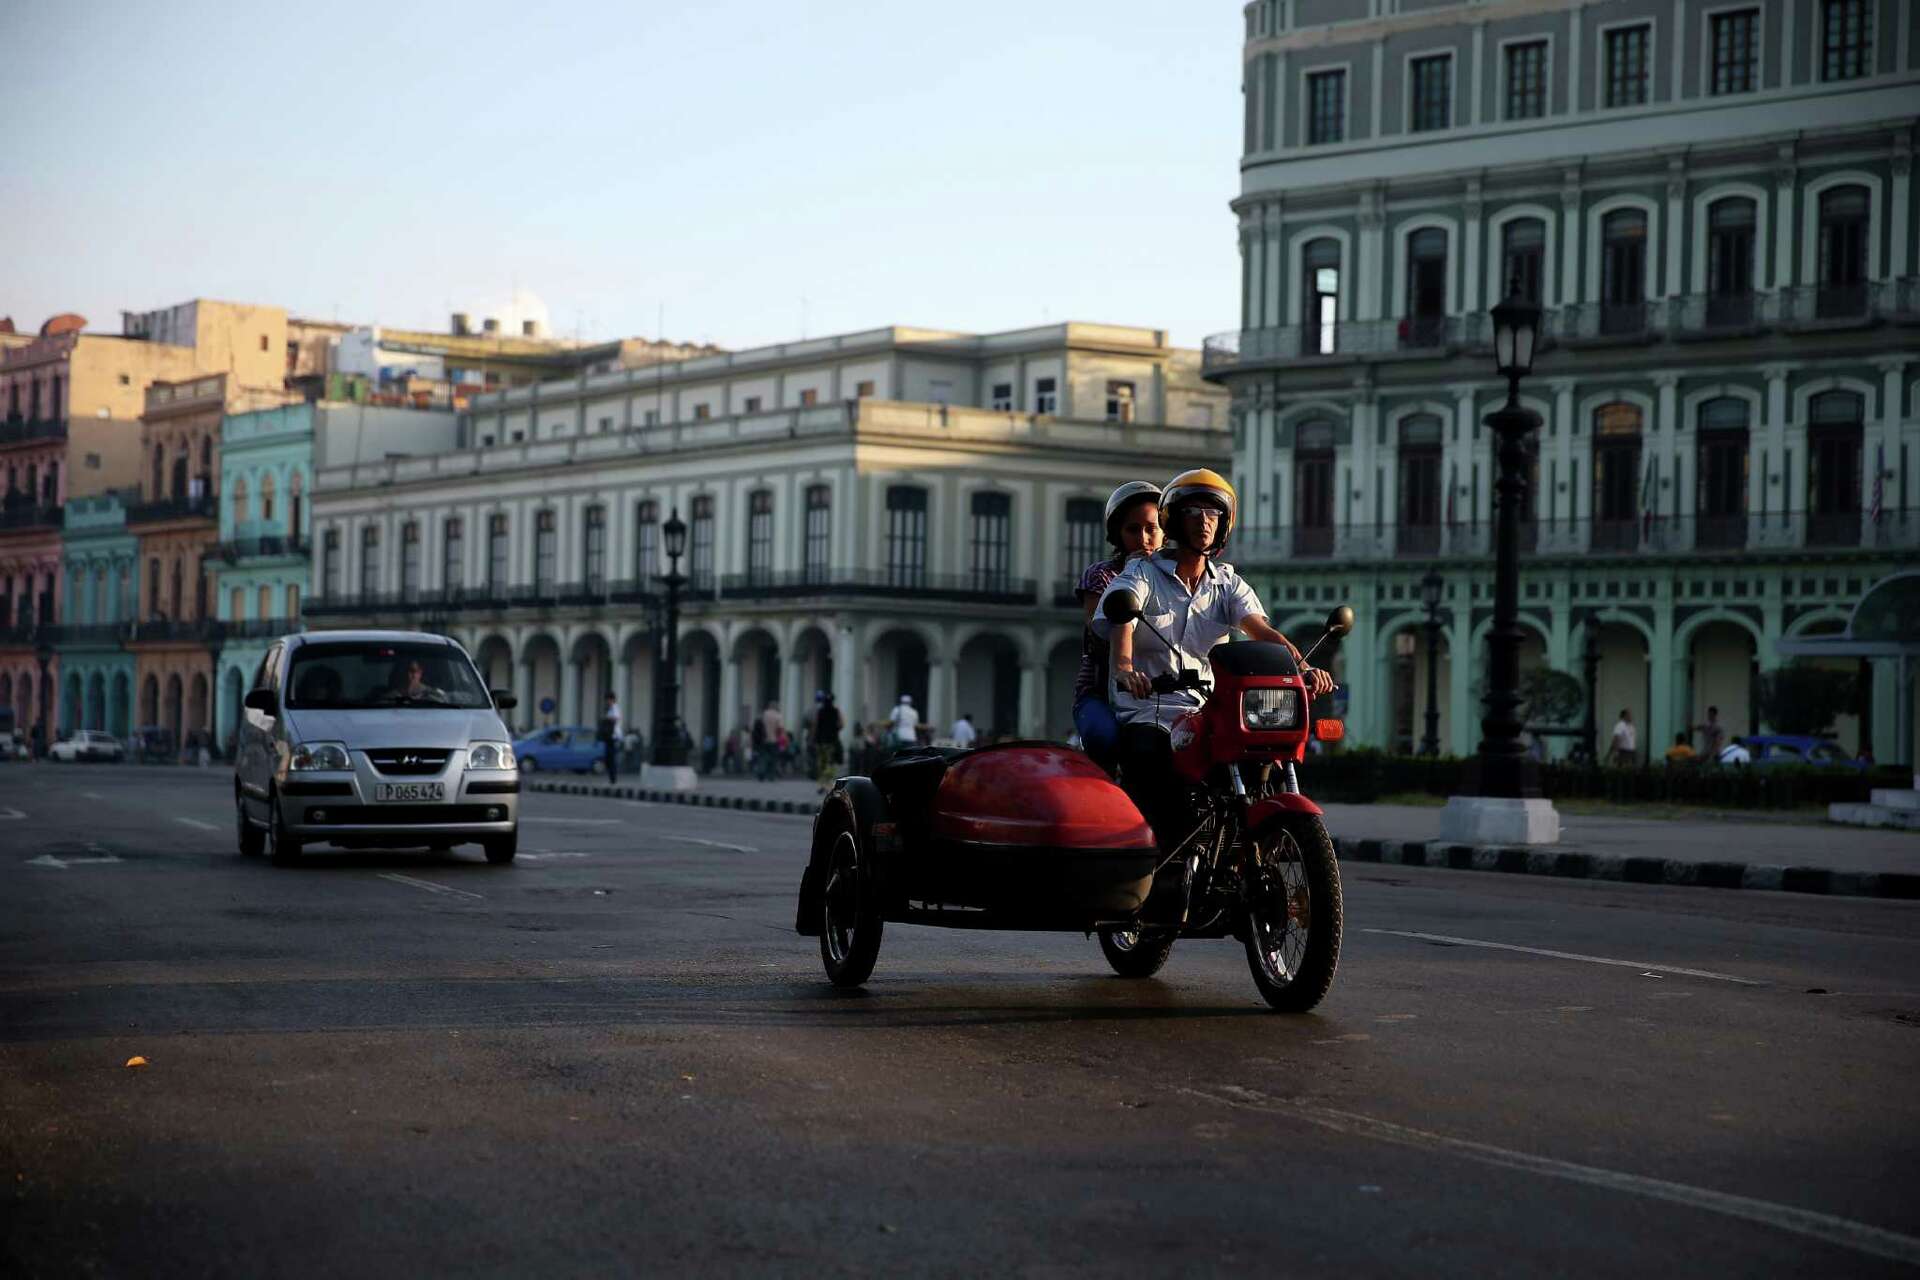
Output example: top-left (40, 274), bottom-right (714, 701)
top-left (819, 815), bottom-right (883, 987)
top-left (1242, 814), bottom-right (1342, 1012)
top-left (1096, 927), bottom-right (1176, 978)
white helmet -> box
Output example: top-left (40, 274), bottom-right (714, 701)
top-left (1102, 481), bottom-right (1163, 548)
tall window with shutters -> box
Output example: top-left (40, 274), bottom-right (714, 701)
top-left (690, 496), bottom-right (715, 590)
top-left (803, 485), bottom-right (831, 584)
top-left (322, 530), bottom-right (340, 600)
top-left (442, 517), bottom-right (464, 594)
top-left (533, 510), bottom-right (557, 596)
top-left (399, 521), bottom-right (421, 600)
top-left (1064, 499), bottom-right (1104, 580)
top-left (360, 526), bottom-right (381, 596)
top-left (487, 514), bottom-right (509, 594)
top-left (886, 486), bottom-right (928, 589)
top-left (583, 505), bottom-right (607, 593)
top-left (746, 490), bottom-right (774, 586)
top-left (970, 492), bottom-right (1012, 592)
top-left (635, 501), bottom-right (659, 584)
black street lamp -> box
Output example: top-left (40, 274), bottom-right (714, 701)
top-left (33, 633), bottom-right (53, 757)
top-left (1473, 284), bottom-right (1545, 799)
top-left (1581, 623), bottom-right (1601, 767)
top-left (651, 508), bottom-right (690, 768)
top-left (1419, 570), bottom-right (1445, 756)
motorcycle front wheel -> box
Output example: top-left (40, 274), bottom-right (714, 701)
top-left (1241, 814), bottom-right (1342, 1012)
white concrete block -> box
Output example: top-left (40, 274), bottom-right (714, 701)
top-left (1439, 795), bottom-right (1562, 845)
top-left (641, 764), bottom-right (700, 792)
top-left (1868, 789), bottom-right (1920, 812)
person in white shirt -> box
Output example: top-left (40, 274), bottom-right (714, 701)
top-left (888, 694), bottom-right (920, 749)
top-left (951, 713), bottom-right (977, 748)
top-left (1096, 468), bottom-right (1331, 846)
top-left (1609, 709), bottom-right (1637, 766)
top-left (599, 692), bottom-right (622, 783)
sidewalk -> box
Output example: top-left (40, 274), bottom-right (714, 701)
top-left (525, 776), bottom-right (1920, 901)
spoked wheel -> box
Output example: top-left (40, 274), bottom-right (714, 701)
top-left (819, 822), bottom-right (882, 987)
top-left (1096, 926), bottom-right (1176, 978)
top-left (1241, 814), bottom-right (1341, 1012)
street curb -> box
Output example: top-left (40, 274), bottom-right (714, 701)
top-left (523, 780), bottom-right (1919, 902)
top-left (525, 778), bottom-right (818, 817)
top-left (1334, 836), bottom-right (1920, 902)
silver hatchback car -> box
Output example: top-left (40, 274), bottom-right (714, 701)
top-left (234, 630), bottom-right (521, 863)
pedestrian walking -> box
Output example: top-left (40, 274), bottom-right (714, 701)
top-left (950, 712), bottom-right (977, 749)
top-left (754, 700), bottom-right (785, 780)
top-left (811, 691), bottom-right (843, 792)
top-left (598, 692), bottom-right (622, 784)
top-left (888, 695), bottom-right (920, 751)
top-left (1696, 705), bottom-right (1726, 761)
top-left (1609, 708), bottom-right (1637, 767)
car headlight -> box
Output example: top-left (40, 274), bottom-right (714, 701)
top-left (467, 741), bottom-right (517, 771)
top-left (290, 741), bottom-right (351, 771)
top-left (1243, 688), bottom-right (1301, 731)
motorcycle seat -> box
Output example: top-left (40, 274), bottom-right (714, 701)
top-left (871, 746), bottom-right (970, 816)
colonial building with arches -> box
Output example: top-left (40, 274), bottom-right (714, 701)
top-left (308, 323), bottom-right (1229, 752)
top-left (55, 493), bottom-right (138, 738)
top-left (1211, 0), bottom-right (1918, 761)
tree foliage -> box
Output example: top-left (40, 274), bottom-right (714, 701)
top-left (1757, 665), bottom-right (1858, 737)
top-left (1519, 668), bottom-right (1584, 727)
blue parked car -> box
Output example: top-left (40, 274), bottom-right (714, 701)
top-left (1722, 734), bottom-right (1867, 771)
top-left (513, 726), bottom-right (605, 774)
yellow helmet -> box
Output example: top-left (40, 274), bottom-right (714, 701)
top-left (1162, 468), bottom-right (1236, 555)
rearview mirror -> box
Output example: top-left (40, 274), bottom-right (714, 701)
top-left (1102, 589), bottom-right (1142, 625)
top-left (1324, 605), bottom-right (1355, 637)
top-left (492, 689), bottom-right (518, 711)
top-left (244, 688), bottom-right (277, 716)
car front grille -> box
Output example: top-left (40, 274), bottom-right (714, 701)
top-left (366, 748), bottom-right (454, 776)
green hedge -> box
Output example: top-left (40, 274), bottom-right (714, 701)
top-left (1304, 749), bottom-right (1905, 811)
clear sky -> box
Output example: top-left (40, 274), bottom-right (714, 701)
top-left (2, 1), bottom-right (1246, 352)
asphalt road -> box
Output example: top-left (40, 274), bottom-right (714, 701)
top-left (3, 763), bottom-right (1917, 1278)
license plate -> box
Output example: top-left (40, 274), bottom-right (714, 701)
top-left (375, 782), bottom-right (445, 802)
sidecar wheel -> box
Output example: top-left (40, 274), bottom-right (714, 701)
top-left (1096, 927), bottom-right (1176, 978)
top-left (819, 817), bottom-right (882, 987)
top-left (1242, 814), bottom-right (1342, 1013)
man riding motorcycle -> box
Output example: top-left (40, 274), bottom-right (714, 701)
top-left (1095, 468), bottom-right (1335, 847)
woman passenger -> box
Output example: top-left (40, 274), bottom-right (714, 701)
top-left (1071, 482), bottom-right (1163, 770)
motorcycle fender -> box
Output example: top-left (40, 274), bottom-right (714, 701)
top-left (1246, 793), bottom-right (1324, 828)
top-left (795, 778), bottom-right (891, 936)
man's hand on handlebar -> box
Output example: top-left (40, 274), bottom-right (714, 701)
top-left (1304, 667), bottom-right (1335, 697)
top-left (1115, 666), bottom-right (1152, 699)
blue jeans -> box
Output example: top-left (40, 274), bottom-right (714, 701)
top-left (1073, 696), bottom-right (1120, 771)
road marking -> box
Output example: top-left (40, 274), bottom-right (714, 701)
top-left (516, 851), bottom-right (595, 861)
top-left (1184, 1084), bottom-right (1920, 1268)
top-left (520, 817), bottom-right (622, 826)
top-left (1362, 929), bottom-right (1763, 986)
top-left (376, 872), bottom-right (484, 900)
top-left (82, 791), bottom-right (104, 800)
top-left (175, 816), bottom-right (220, 832)
top-left (24, 854), bottom-right (123, 869)
top-left (0, 807), bottom-right (25, 820)
top-left (666, 835), bottom-right (758, 853)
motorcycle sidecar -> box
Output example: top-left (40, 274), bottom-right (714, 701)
top-left (795, 743), bottom-right (1163, 986)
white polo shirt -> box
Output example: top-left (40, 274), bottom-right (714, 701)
top-left (1094, 550), bottom-right (1266, 729)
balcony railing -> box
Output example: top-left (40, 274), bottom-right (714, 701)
top-left (0, 502), bottom-right (62, 531)
top-left (221, 617), bottom-right (303, 641)
top-left (46, 622), bottom-right (136, 646)
top-left (1230, 511), bottom-right (1915, 563)
top-left (0, 419), bottom-right (67, 448)
top-left (1667, 292), bottom-right (1768, 338)
top-left (128, 618), bottom-right (223, 643)
top-left (1777, 282), bottom-right (1876, 327)
top-left (127, 495), bottom-right (217, 526)
top-left (214, 534), bottom-right (308, 562)
top-left (1559, 301), bottom-right (1658, 343)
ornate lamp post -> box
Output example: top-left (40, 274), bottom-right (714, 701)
top-left (1440, 284), bottom-right (1561, 843)
top-left (34, 632), bottom-right (55, 756)
top-left (651, 508), bottom-right (690, 770)
top-left (1419, 570), bottom-right (1445, 756)
top-left (1581, 623), bottom-right (1602, 767)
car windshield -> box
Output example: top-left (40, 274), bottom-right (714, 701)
top-left (285, 641), bottom-right (491, 710)
top-left (1809, 744), bottom-right (1847, 763)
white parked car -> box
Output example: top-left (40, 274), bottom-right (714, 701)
top-left (49, 730), bottom-right (127, 763)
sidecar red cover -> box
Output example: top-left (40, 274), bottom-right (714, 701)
top-left (931, 744), bottom-right (1155, 850)
top-left (916, 744), bottom-right (1159, 920)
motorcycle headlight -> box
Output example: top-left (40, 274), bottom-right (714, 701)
top-left (290, 740), bottom-right (351, 771)
top-left (467, 741), bottom-right (517, 771)
top-left (1243, 688), bottom-right (1301, 731)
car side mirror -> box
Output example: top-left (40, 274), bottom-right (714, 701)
top-left (492, 690), bottom-right (518, 710)
top-left (1102, 590), bottom-right (1141, 625)
top-left (244, 688), bottom-right (277, 716)
top-left (1324, 605), bottom-right (1355, 637)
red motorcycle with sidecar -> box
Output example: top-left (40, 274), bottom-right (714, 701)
top-left (794, 605), bottom-right (1354, 1011)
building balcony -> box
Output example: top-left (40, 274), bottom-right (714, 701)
top-left (1230, 510), bottom-right (1912, 564)
top-left (221, 617), bottom-right (303, 641)
top-left (1776, 283), bottom-right (1877, 329)
top-left (0, 501), bottom-right (63, 532)
top-left (1201, 317), bottom-right (1464, 373)
top-left (213, 533), bottom-right (309, 563)
top-left (128, 618), bottom-right (223, 643)
top-left (127, 495), bottom-right (217, 527)
top-left (1666, 292), bottom-right (1770, 340)
top-left (0, 419), bottom-right (67, 448)
top-left (1558, 302), bottom-right (1660, 346)
top-left (47, 622), bottom-right (136, 647)
top-left (716, 568), bottom-right (1043, 605)
top-left (0, 622), bottom-right (52, 647)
